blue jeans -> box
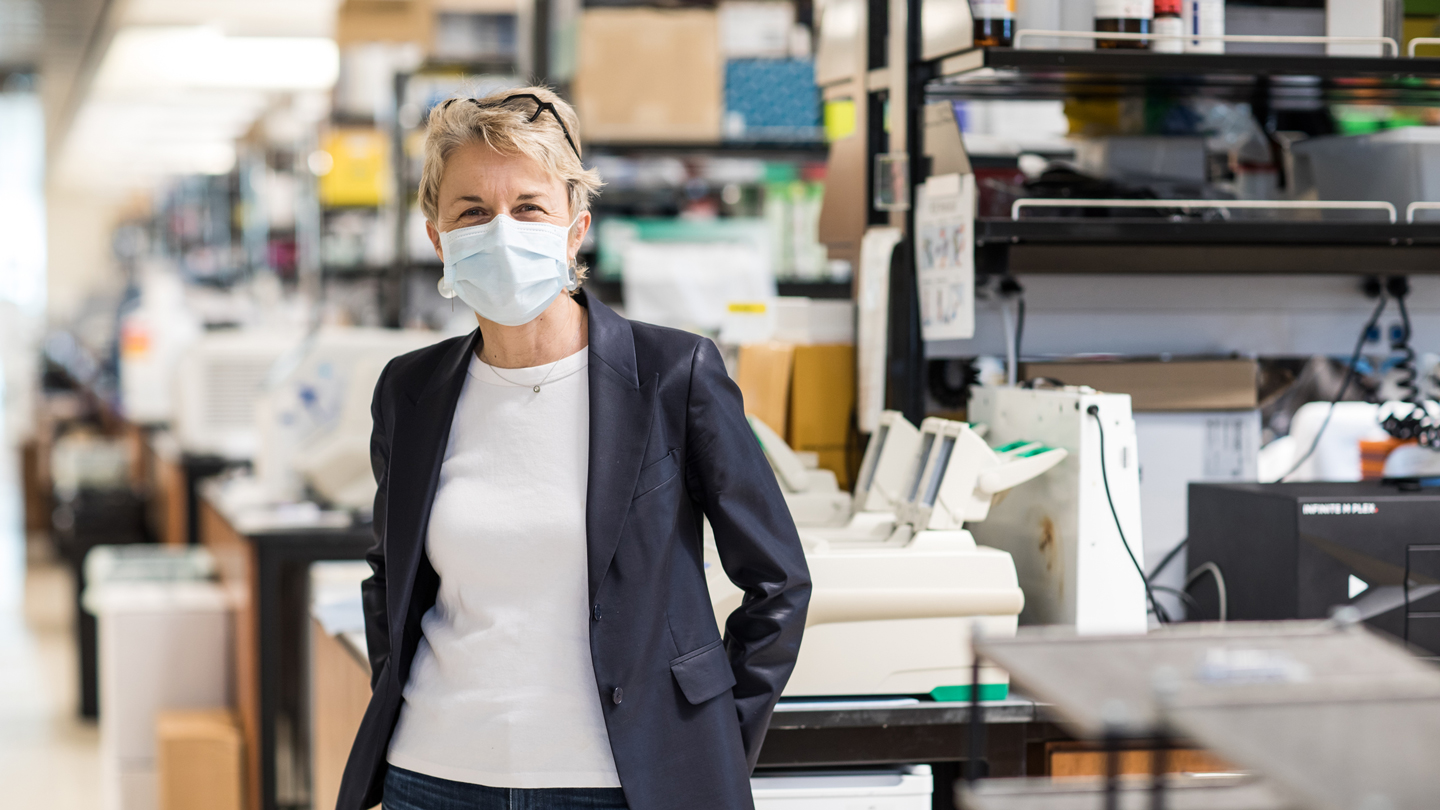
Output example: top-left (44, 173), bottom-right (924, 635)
top-left (383, 766), bottom-right (630, 810)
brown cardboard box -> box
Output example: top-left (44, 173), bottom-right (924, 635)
top-left (788, 345), bottom-right (856, 488)
top-left (336, 0), bottom-right (433, 47)
top-left (736, 342), bottom-right (795, 438)
top-left (1020, 358), bottom-right (1259, 412)
top-left (573, 8), bottom-right (722, 143)
top-left (156, 709), bottom-right (244, 810)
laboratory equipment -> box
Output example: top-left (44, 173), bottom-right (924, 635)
top-left (968, 385), bottom-right (1150, 634)
top-left (748, 414), bottom-right (852, 527)
top-left (795, 410), bottom-right (922, 545)
top-left (1153, 0), bottom-right (1183, 52)
top-left (254, 327), bottom-right (438, 510)
top-left (970, 0), bottom-right (1015, 47)
top-left (751, 766), bottom-right (932, 809)
top-left (714, 417), bottom-right (1066, 698)
top-left (174, 329), bottom-right (305, 460)
top-left (1188, 481), bottom-right (1440, 657)
top-left (1095, 0), bottom-right (1154, 49)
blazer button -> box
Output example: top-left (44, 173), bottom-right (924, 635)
top-left (612, 687), bottom-right (624, 705)
top-left (592, 604), bottom-right (602, 621)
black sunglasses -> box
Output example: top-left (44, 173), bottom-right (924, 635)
top-left (442, 93), bottom-right (582, 160)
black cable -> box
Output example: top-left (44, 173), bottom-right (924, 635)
top-left (1279, 291), bottom-right (1389, 482)
top-left (1148, 537), bottom-right (1188, 580)
top-left (1087, 405), bottom-right (1170, 624)
top-left (1150, 584), bottom-right (1201, 614)
top-left (1014, 295), bottom-right (1025, 365)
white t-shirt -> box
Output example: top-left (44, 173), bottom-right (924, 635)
top-left (386, 347), bottom-right (620, 788)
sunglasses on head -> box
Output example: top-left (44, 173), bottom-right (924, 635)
top-left (442, 93), bottom-right (582, 160)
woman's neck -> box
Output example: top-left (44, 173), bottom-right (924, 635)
top-left (476, 293), bottom-right (588, 369)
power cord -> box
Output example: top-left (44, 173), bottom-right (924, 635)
top-left (1185, 562), bottom-right (1228, 622)
top-left (1279, 289), bottom-right (1390, 482)
top-left (1087, 405), bottom-right (1170, 624)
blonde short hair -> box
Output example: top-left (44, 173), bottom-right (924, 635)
top-left (418, 86), bottom-right (603, 225)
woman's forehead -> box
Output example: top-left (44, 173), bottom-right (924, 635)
top-left (440, 142), bottom-right (565, 202)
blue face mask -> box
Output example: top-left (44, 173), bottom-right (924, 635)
top-left (437, 214), bottom-right (580, 326)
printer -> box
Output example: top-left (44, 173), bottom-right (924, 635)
top-left (796, 409), bottom-right (922, 545)
top-left (748, 415), bottom-right (852, 527)
top-left (709, 418), bottom-right (1067, 699)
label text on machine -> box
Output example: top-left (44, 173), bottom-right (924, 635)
top-left (1301, 502), bottom-right (1379, 516)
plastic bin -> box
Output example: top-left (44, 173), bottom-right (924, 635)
top-left (751, 766), bottom-right (933, 809)
top-left (83, 546), bottom-right (230, 810)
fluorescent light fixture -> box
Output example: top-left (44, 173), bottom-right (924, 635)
top-left (95, 27), bottom-right (339, 92)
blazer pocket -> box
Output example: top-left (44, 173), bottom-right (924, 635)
top-left (669, 639), bottom-right (736, 705)
top-left (633, 448), bottom-right (680, 499)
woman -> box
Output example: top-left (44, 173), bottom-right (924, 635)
top-left (336, 86), bottom-right (811, 810)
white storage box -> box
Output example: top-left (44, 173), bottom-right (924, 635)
top-left (85, 547), bottom-right (230, 810)
top-left (751, 766), bottom-right (933, 809)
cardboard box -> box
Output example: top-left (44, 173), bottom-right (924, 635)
top-left (574, 8), bottom-right (722, 143)
top-left (736, 342), bottom-right (795, 438)
top-left (156, 709), bottom-right (244, 810)
top-left (337, 0), bottom-right (433, 47)
top-left (1020, 358), bottom-right (1259, 412)
top-left (789, 344), bottom-right (855, 488)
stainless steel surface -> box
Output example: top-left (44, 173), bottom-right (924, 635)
top-left (975, 620), bottom-right (1440, 739)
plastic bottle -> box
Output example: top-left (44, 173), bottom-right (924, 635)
top-left (1095, 0), bottom-right (1153, 49)
top-left (1153, 0), bottom-right (1183, 52)
top-left (1184, 0), bottom-right (1224, 53)
top-left (971, 0), bottom-right (1016, 48)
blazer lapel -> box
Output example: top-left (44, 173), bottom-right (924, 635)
top-left (386, 329), bottom-right (479, 644)
top-left (583, 291), bottom-right (656, 601)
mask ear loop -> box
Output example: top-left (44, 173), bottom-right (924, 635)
top-left (565, 213), bottom-right (584, 292)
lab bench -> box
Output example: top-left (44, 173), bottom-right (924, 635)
top-left (200, 495), bottom-right (372, 810)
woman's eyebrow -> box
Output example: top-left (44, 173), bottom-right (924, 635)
top-left (453, 194), bottom-right (485, 205)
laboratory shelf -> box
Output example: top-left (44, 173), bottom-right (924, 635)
top-left (975, 218), bottom-right (1440, 275)
top-left (930, 47), bottom-right (1440, 104)
top-left (586, 140), bottom-right (829, 156)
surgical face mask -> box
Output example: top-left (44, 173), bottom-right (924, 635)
top-left (437, 214), bottom-right (580, 326)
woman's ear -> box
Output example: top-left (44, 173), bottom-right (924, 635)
top-left (427, 221), bottom-right (443, 263)
top-left (569, 211), bottom-right (591, 262)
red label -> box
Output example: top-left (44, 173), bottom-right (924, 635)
top-left (1155, 0), bottom-right (1182, 13)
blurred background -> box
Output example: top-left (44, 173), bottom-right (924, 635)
top-left (8, 0), bottom-right (1440, 809)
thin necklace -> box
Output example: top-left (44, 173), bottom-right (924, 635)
top-left (487, 356), bottom-right (562, 393)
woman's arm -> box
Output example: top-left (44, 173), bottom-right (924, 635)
top-left (685, 338), bottom-right (811, 770)
top-left (361, 361), bottom-right (394, 690)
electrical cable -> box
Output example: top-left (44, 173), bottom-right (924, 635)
top-left (1279, 291), bottom-right (1389, 482)
top-left (1150, 584), bottom-right (1201, 614)
top-left (1148, 537), bottom-right (1188, 581)
top-left (1185, 562), bottom-right (1228, 622)
top-left (1014, 295), bottom-right (1026, 367)
top-left (1087, 405), bottom-right (1170, 624)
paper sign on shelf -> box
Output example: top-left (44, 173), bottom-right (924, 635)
top-left (857, 226), bottom-right (902, 434)
top-left (915, 172), bottom-right (976, 342)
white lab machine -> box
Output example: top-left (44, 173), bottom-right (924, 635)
top-left (967, 385), bottom-right (1150, 635)
top-left (803, 409), bottom-right (923, 543)
top-left (253, 327), bottom-right (437, 510)
top-left (748, 415), bottom-right (852, 527)
top-left (711, 418), bottom-right (1067, 699)
top-left (174, 329), bottom-right (304, 460)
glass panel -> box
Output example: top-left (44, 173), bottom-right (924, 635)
top-left (857, 424), bottom-right (890, 495)
top-left (906, 433), bottom-right (937, 504)
top-left (923, 436), bottom-right (957, 507)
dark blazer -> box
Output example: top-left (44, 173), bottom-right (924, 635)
top-left (336, 290), bottom-right (811, 810)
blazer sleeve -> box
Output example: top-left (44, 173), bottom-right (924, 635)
top-left (685, 337), bottom-right (811, 771)
top-left (361, 360), bottom-right (394, 690)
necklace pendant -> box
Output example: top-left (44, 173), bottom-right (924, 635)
top-left (533, 385), bottom-right (541, 393)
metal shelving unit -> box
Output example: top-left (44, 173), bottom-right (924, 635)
top-left (919, 47), bottom-right (1440, 281)
top-left (931, 48), bottom-right (1440, 104)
